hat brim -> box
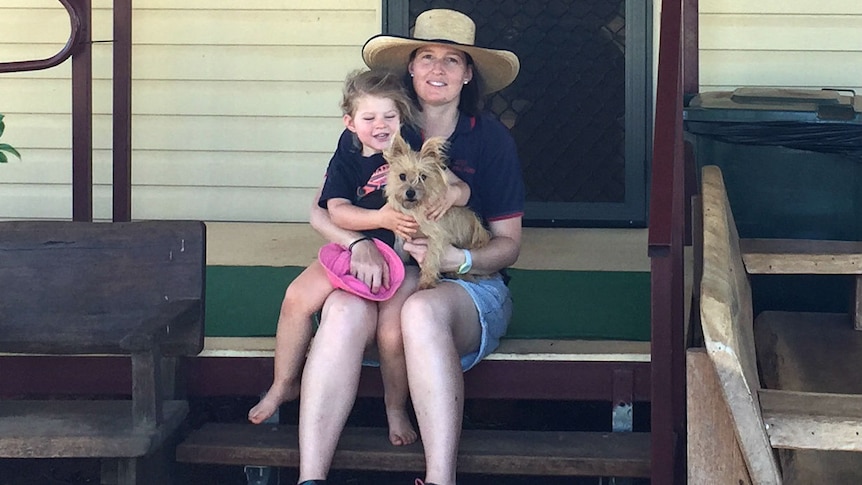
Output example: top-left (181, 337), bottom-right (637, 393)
top-left (362, 35), bottom-right (520, 95)
top-left (318, 239), bottom-right (405, 302)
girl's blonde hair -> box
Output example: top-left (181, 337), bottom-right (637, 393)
top-left (341, 69), bottom-right (415, 127)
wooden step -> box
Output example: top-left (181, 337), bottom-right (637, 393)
top-left (176, 423), bottom-right (650, 478)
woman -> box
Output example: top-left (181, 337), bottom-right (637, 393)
top-left (298, 9), bottom-right (524, 485)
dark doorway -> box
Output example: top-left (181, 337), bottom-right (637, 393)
top-left (384, 0), bottom-right (652, 227)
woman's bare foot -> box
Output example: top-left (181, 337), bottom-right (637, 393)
top-left (386, 407), bottom-right (418, 446)
top-left (248, 380), bottom-right (300, 424)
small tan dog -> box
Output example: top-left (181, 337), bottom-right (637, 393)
top-left (384, 134), bottom-right (491, 289)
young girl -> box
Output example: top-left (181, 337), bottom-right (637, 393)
top-left (249, 69), bottom-right (470, 447)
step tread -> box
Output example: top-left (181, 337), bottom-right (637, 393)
top-left (177, 423), bottom-right (650, 477)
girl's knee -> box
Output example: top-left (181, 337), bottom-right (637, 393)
top-left (376, 321), bottom-right (403, 351)
top-left (281, 283), bottom-right (317, 317)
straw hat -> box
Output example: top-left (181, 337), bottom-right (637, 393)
top-left (362, 9), bottom-right (520, 95)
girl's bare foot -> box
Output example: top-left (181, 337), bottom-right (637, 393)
top-left (386, 407), bottom-right (418, 446)
top-left (248, 380), bottom-right (300, 424)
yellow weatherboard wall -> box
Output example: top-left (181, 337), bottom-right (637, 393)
top-left (3, 2), bottom-right (862, 221)
top-left (0, 0), bottom-right (379, 221)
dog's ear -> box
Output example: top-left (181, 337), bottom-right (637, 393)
top-left (419, 136), bottom-right (448, 163)
top-left (384, 132), bottom-right (410, 161)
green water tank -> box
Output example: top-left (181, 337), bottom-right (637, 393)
top-left (685, 87), bottom-right (862, 241)
top-left (686, 88), bottom-right (862, 315)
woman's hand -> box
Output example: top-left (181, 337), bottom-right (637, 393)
top-left (348, 238), bottom-right (390, 296)
top-left (378, 205), bottom-right (420, 241)
top-left (403, 238), bottom-right (463, 273)
top-left (401, 237), bottom-right (429, 266)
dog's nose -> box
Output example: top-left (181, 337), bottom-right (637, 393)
top-left (405, 188), bottom-right (416, 200)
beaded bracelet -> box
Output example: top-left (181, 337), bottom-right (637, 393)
top-left (347, 236), bottom-right (373, 252)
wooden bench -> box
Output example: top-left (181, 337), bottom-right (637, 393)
top-left (176, 338), bottom-right (653, 478)
top-left (0, 220), bottom-right (206, 485)
top-left (691, 165), bottom-right (862, 484)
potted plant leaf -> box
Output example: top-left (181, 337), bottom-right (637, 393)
top-left (0, 114), bottom-right (21, 163)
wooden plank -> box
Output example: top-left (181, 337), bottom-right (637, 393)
top-left (0, 354), bottom-right (652, 402)
top-left (699, 165), bottom-right (782, 484)
top-left (0, 44), bottom-right (367, 81)
top-left (0, 400), bottom-right (187, 458)
top-left (0, 78), bottom-right (345, 117)
top-left (855, 276), bottom-right (862, 330)
top-left (686, 349), bottom-right (752, 484)
top-left (741, 239), bottom-right (862, 275)
top-left (3, 9), bottom-right (376, 48)
top-left (130, 10), bottom-right (378, 46)
top-left (700, 15), bottom-right (862, 51)
top-left (203, 223), bottom-right (650, 271)
top-left (8, 113), bottom-right (345, 152)
top-left (0, 221), bottom-right (205, 355)
top-left (698, 1), bottom-right (862, 15)
top-left (0, 149), bottom-right (330, 188)
top-left (754, 311), bottom-right (862, 394)
top-left (176, 423), bottom-right (651, 477)
top-left (700, 50), bottom-right (862, 88)
top-left (93, 0), bottom-right (377, 9)
top-left (1, 0), bottom-right (377, 8)
top-left (702, 83), bottom-right (862, 94)
top-left (0, 185), bottom-right (321, 223)
top-left (201, 337), bottom-right (651, 362)
top-left (755, 310), bottom-right (862, 481)
top-left (760, 389), bottom-right (862, 451)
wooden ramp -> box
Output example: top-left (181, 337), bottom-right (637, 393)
top-left (691, 165), bottom-right (862, 484)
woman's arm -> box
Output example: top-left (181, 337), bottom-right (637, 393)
top-left (310, 184), bottom-right (393, 293)
top-left (452, 216), bottom-right (521, 275)
top-left (309, 185), bottom-right (363, 248)
top-left (403, 216), bottom-right (522, 276)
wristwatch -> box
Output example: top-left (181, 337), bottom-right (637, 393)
top-left (457, 249), bottom-right (472, 275)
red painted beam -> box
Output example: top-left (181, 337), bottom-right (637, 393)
top-left (0, 356), bottom-right (651, 403)
top-left (71, 0), bottom-right (93, 222)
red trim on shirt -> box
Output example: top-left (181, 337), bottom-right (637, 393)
top-left (486, 211), bottom-right (524, 222)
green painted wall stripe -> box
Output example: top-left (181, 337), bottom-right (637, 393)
top-left (205, 266), bottom-right (650, 341)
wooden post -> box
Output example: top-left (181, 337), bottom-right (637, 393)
top-left (686, 348), bottom-right (752, 484)
top-left (854, 275), bottom-right (861, 330)
top-left (131, 348), bottom-right (163, 428)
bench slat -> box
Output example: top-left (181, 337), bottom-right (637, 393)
top-left (0, 400), bottom-right (188, 458)
top-left (200, 337), bottom-right (651, 362)
top-left (740, 238), bottom-right (862, 274)
top-left (0, 220), bottom-right (205, 356)
top-left (176, 423), bottom-right (651, 478)
top-left (761, 389), bottom-right (862, 451)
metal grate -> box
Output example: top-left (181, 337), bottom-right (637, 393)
top-left (408, 0), bottom-right (628, 206)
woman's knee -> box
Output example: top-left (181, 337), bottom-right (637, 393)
top-left (400, 293), bottom-right (450, 341)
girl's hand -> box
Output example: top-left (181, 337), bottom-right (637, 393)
top-left (378, 205), bottom-right (419, 240)
top-left (348, 238), bottom-right (390, 295)
top-left (426, 181), bottom-right (463, 221)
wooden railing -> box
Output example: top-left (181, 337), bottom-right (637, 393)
top-left (0, 0), bottom-right (83, 74)
top-left (0, 0), bottom-right (132, 223)
top-left (648, 0), bottom-right (698, 482)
